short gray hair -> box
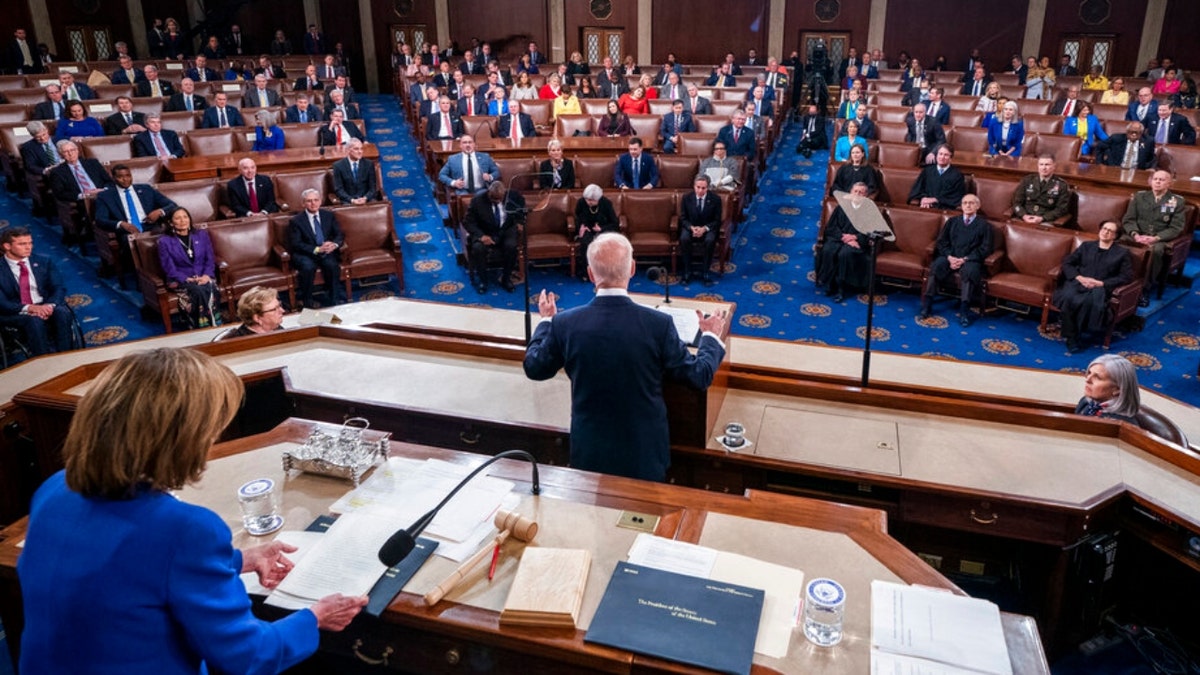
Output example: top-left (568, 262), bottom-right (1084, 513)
top-left (582, 183), bottom-right (603, 201)
top-left (300, 188), bottom-right (321, 200)
top-left (1087, 354), bottom-right (1141, 419)
top-left (55, 139), bottom-right (77, 153)
top-left (586, 232), bottom-right (633, 285)
top-left (26, 120), bottom-right (46, 135)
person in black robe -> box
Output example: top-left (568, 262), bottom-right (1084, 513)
top-left (829, 143), bottom-right (878, 198)
top-left (573, 184), bottom-right (620, 280)
top-left (1055, 221), bottom-right (1133, 353)
top-left (817, 183), bottom-right (872, 301)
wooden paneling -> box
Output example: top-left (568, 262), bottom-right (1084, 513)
top-left (42, 0), bottom-right (137, 60)
top-left (1039, 0), bottom-right (1144, 77)
top-left (0, 2), bottom-right (38, 63)
top-left (1154, 0), bottom-right (1200, 80)
top-left (883, 0), bottom-right (1029, 76)
top-left (368, 0), bottom-right (439, 94)
top-left (651, 0), bottom-right (768, 66)
top-left (229, 2), bottom-right (306, 58)
top-left (562, 0), bottom-right (638, 64)
top-left (318, 1), bottom-right (363, 85)
top-left (447, 0), bottom-right (546, 67)
top-left (782, 0), bottom-right (871, 62)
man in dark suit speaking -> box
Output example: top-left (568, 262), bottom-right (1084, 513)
top-left (524, 233), bottom-right (727, 482)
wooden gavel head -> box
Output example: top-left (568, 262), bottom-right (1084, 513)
top-left (494, 510), bottom-right (538, 542)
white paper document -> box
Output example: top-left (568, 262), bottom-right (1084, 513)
top-left (241, 530), bottom-right (324, 596)
top-left (266, 511), bottom-right (396, 609)
top-left (870, 580), bottom-right (1012, 675)
top-left (627, 532), bottom-right (718, 578)
top-left (655, 305), bottom-right (701, 346)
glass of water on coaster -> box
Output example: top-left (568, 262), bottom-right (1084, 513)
top-left (803, 577), bottom-right (846, 647)
top-left (237, 477), bottom-right (283, 536)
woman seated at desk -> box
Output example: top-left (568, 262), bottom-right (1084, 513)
top-left (252, 109), bottom-right (285, 151)
top-left (830, 143), bottom-right (878, 198)
top-left (158, 207), bottom-right (221, 329)
top-left (16, 348), bottom-right (367, 673)
top-left (221, 286), bottom-right (287, 339)
top-left (54, 100), bottom-right (105, 142)
top-left (1077, 353), bottom-right (1141, 425)
top-left (598, 100), bottom-right (633, 137)
top-left (1062, 102), bottom-right (1108, 156)
top-left (538, 139), bottom-right (575, 190)
top-left (986, 100), bottom-right (1025, 157)
top-left (552, 85), bottom-right (581, 121)
top-left (832, 120), bottom-right (868, 162)
top-left (1100, 77), bottom-right (1130, 106)
top-left (511, 72), bottom-right (538, 101)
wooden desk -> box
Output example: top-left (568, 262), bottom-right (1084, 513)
top-left (952, 151), bottom-right (1200, 200)
top-left (427, 135), bottom-right (633, 162)
top-left (0, 418), bottom-right (1049, 674)
top-left (163, 144), bottom-right (380, 181)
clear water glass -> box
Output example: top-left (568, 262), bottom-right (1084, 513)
top-left (803, 577), bottom-right (845, 647)
top-left (237, 478), bottom-right (283, 536)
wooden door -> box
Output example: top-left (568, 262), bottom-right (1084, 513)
top-left (581, 28), bottom-right (625, 66)
top-left (391, 24), bottom-right (430, 54)
top-left (1059, 35), bottom-right (1116, 75)
top-left (64, 25), bottom-right (112, 61)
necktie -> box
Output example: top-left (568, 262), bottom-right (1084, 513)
top-left (327, 66), bottom-right (333, 78)
top-left (938, 167), bottom-right (946, 176)
top-left (351, 161), bottom-right (358, 181)
top-left (248, 180), bottom-right (259, 212)
top-left (71, 163), bottom-right (94, 191)
top-left (510, 116), bottom-right (519, 140)
top-left (199, 70), bottom-right (205, 82)
top-left (260, 90), bottom-right (268, 107)
top-left (467, 99), bottom-right (473, 115)
top-left (312, 214), bottom-right (324, 244)
top-left (733, 128), bottom-right (739, 144)
top-left (442, 113), bottom-right (451, 138)
top-left (219, 108), bottom-right (227, 127)
top-left (152, 81), bottom-right (161, 97)
top-left (698, 197), bottom-right (704, 212)
top-left (300, 110), bottom-right (307, 122)
top-left (494, 203), bottom-right (503, 225)
top-left (433, 54), bottom-right (438, 66)
top-left (973, 81), bottom-right (980, 96)
top-left (465, 153), bottom-right (475, 191)
top-left (153, 133), bottom-right (170, 157)
top-left (964, 216), bottom-right (972, 225)
top-left (1123, 141), bottom-right (1138, 169)
top-left (336, 125), bottom-right (343, 145)
top-left (1064, 100), bottom-right (1073, 117)
top-left (124, 188), bottom-right (141, 226)
top-left (44, 142), bottom-right (56, 163)
top-left (768, 73), bottom-right (775, 88)
top-left (632, 158), bottom-right (640, 188)
top-left (54, 102), bottom-right (61, 118)
top-left (1157, 119), bottom-right (1169, 144)
top-left (930, 103), bottom-right (938, 117)
top-left (185, 95), bottom-right (194, 112)
top-left (917, 123), bottom-right (925, 147)
top-left (17, 261), bottom-right (32, 305)
top-left (124, 113), bottom-right (132, 125)
top-left (755, 101), bottom-right (761, 116)
top-left (67, 87), bottom-right (77, 101)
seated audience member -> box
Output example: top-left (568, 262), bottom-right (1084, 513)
top-left (324, 90), bottom-right (360, 120)
top-left (16, 347), bottom-right (366, 674)
top-left (0, 226), bottom-right (74, 355)
top-left (252, 110), bottom-right (285, 151)
top-left (1125, 87), bottom-right (1158, 125)
top-left (924, 87), bottom-right (951, 126)
top-left (1097, 122), bottom-right (1156, 170)
top-left (1121, 169), bottom-right (1187, 298)
top-left (741, 100), bottom-right (770, 138)
top-left (817, 182), bottom-right (872, 302)
top-left (830, 144), bottom-right (878, 198)
top-left (284, 94), bottom-right (323, 123)
top-left (332, 138), bottom-right (380, 204)
top-left (19, 122), bottom-right (63, 178)
top-left (705, 63), bottom-right (737, 87)
top-left (538, 139), bottom-right (575, 189)
top-left (202, 92), bottom-right (245, 128)
top-left (552, 86), bottom-right (582, 121)
top-left (158, 207), bottom-right (220, 329)
top-left (833, 120), bottom-right (868, 162)
top-left (700, 141), bottom-right (741, 191)
top-left (1051, 85), bottom-right (1083, 117)
top-left (716, 112), bottom-right (756, 158)
top-left (258, 54), bottom-right (288, 79)
top-left (244, 74), bottom-right (283, 109)
top-left (32, 84), bottom-right (67, 121)
top-left (918, 194), bottom-right (992, 326)
top-left (539, 73), bottom-right (563, 100)
top-left (464, 181), bottom-right (525, 293)
top-left (293, 64), bottom-right (324, 92)
top-left (960, 64), bottom-right (992, 97)
top-left (836, 87), bottom-right (862, 120)
top-left (1076, 354), bottom-right (1141, 424)
top-left (47, 140), bottom-right (113, 205)
top-left (986, 100), bottom-right (1025, 156)
top-left (679, 174), bottom-right (722, 285)
top-left (598, 70), bottom-right (629, 100)
top-left (165, 78), bottom-right (208, 113)
top-left (486, 87), bottom-right (512, 116)
top-left (438, 134), bottom-right (498, 196)
top-left (1025, 56), bottom-right (1053, 100)
top-left (573, 184), bottom-right (619, 279)
top-left (1152, 68), bottom-right (1182, 97)
top-left (1174, 78), bottom-right (1197, 109)
top-left (111, 55), bottom-right (145, 85)
top-left (661, 99), bottom-right (696, 154)
top-left (618, 86), bottom-right (650, 115)
top-left (905, 103), bottom-right (946, 162)
top-left (975, 81), bottom-right (1002, 116)
top-left (1011, 155), bottom-right (1071, 226)
top-left (317, 110), bottom-right (364, 147)
top-left (908, 144), bottom-right (965, 209)
top-left (426, 96), bottom-right (464, 140)
top-left (1082, 65), bottom-right (1109, 91)
top-left (1055, 221), bottom-right (1133, 353)
top-left (1100, 77), bottom-right (1130, 106)
top-left (512, 72), bottom-right (538, 100)
top-left (1145, 102), bottom-right (1197, 146)
top-left (598, 99), bottom-right (633, 137)
top-left (186, 54), bottom-right (218, 83)
top-left (56, 72), bottom-right (95, 101)
top-left (104, 96), bottom-right (147, 135)
top-left (613, 137), bottom-right (659, 190)
top-left (288, 189), bottom-right (347, 308)
top-left (222, 286), bottom-right (287, 338)
top-left (456, 84), bottom-right (482, 117)
top-left (201, 35), bottom-right (226, 60)
top-left (136, 65), bottom-right (175, 98)
top-left (94, 164), bottom-right (176, 239)
top-left (1062, 102), bottom-right (1109, 156)
top-left (54, 101), bottom-right (105, 142)
top-left (133, 113), bottom-right (186, 158)
top-left (497, 100), bottom-right (535, 140)
top-left (226, 158), bottom-right (280, 217)
top-left (794, 104), bottom-right (828, 157)
top-left (684, 83), bottom-right (713, 116)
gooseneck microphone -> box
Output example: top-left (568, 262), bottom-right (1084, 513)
top-left (377, 449), bottom-right (541, 567)
top-left (646, 265), bottom-right (671, 304)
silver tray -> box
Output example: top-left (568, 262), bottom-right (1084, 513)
top-left (282, 417), bottom-right (389, 485)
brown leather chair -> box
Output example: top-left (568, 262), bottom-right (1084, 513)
top-left (523, 192), bottom-right (576, 276)
top-left (1093, 104), bottom-right (1128, 123)
top-left (271, 169), bottom-right (329, 212)
top-left (129, 231), bottom-right (180, 332)
top-left (658, 155), bottom-right (700, 189)
top-left (626, 115), bottom-right (662, 147)
top-left (647, 100), bottom-right (674, 116)
top-left (160, 111), bottom-right (198, 134)
top-left (555, 114), bottom-right (595, 138)
top-left (129, 97), bottom-right (167, 117)
top-left (121, 157), bottom-right (164, 184)
top-left (693, 115), bottom-right (727, 134)
top-left (970, 175), bottom-right (1020, 225)
top-left (873, 91), bottom-right (906, 107)
top-left (335, 202), bottom-right (405, 296)
top-left (950, 111), bottom-right (984, 128)
top-left (1032, 133), bottom-right (1081, 162)
top-left (573, 155), bottom-right (616, 189)
top-left (877, 142), bottom-right (919, 168)
top-left (876, 205), bottom-right (944, 289)
top-left (873, 106), bottom-right (909, 124)
top-left (519, 99), bottom-right (553, 131)
top-left (2, 88), bottom-right (47, 108)
top-left (281, 122), bottom-right (324, 149)
top-left (1022, 114), bottom-right (1063, 135)
top-left (1158, 145), bottom-right (1200, 181)
top-left (877, 166), bottom-right (922, 205)
top-left (1135, 405), bottom-right (1189, 447)
top-left (984, 222), bottom-right (1077, 328)
top-left (580, 99), bottom-right (610, 116)
top-left (1073, 187), bottom-right (1130, 234)
top-left (494, 157), bottom-right (538, 191)
top-left (710, 100), bottom-right (741, 118)
top-left (78, 135), bottom-right (134, 164)
top-left (207, 217), bottom-right (296, 313)
top-left (183, 128), bottom-right (238, 157)
top-left (1021, 99), bottom-right (1052, 116)
top-left (620, 191), bottom-right (678, 271)
top-left (875, 121), bottom-right (909, 144)
top-left (948, 127), bottom-right (989, 154)
top-left (156, 179), bottom-right (223, 223)
top-left (0, 104), bottom-right (29, 124)
top-left (676, 133), bottom-right (717, 156)
top-left (460, 115), bottom-right (495, 140)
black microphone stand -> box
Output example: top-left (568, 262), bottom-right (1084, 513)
top-left (503, 171), bottom-right (553, 343)
top-left (647, 266), bottom-right (671, 304)
top-left (860, 231), bottom-right (888, 388)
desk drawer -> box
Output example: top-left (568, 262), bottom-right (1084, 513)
top-left (899, 491), bottom-right (1088, 545)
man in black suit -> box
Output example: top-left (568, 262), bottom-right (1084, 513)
top-left (849, 105), bottom-right (877, 140)
top-left (146, 19), bottom-right (166, 59)
top-left (1058, 55), bottom-right (1078, 77)
top-left (284, 94), bottom-right (323, 123)
top-left (164, 78), bottom-right (207, 113)
top-left (715, 112), bottom-right (756, 158)
top-left (132, 114), bottom-right (186, 159)
top-left (464, 181), bottom-right (524, 293)
top-left (93, 164), bottom-right (176, 237)
top-left (56, 72), bottom-right (96, 101)
top-left (458, 50), bottom-right (485, 76)
top-left (661, 99), bottom-right (696, 154)
top-left (685, 82), bottom-right (712, 113)
top-left (47, 140), bottom-right (112, 203)
top-left (908, 144), bottom-right (966, 210)
top-left (838, 47), bottom-right (860, 81)
top-left (243, 74), bottom-right (283, 108)
top-left (256, 55), bottom-right (288, 80)
top-left (323, 90), bottom-right (360, 120)
top-left (293, 64), bottom-right (324, 92)
top-left (918, 194), bottom-right (992, 327)
top-left (318, 55), bottom-right (346, 80)
top-left (225, 24), bottom-right (248, 56)
top-left (425, 96), bottom-right (464, 140)
top-left (184, 55), bottom-right (218, 83)
top-left (110, 55), bottom-right (144, 85)
top-left (303, 24), bottom-right (325, 56)
top-left (1050, 86), bottom-right (1083, 117)
top-left (905, 103), bottom-right (947, 162)
top-left (523, 232), bottom-right (726, 481)
top-left (679, 175), bottom-right (723, 285)
top-left (959, 64), bottom-right (993, 97)
top-left (455, 84), bottom-right (484, 118)
top-left (226, 158), bottom-right (280, 217)
top-left (6, 28), bottom-right (40, 75)
top-left (135, 65), bottom-right (175, 98)
top-left (331, 139), bottom-right (379, 204)
top-left (1097, 122), bottom-right (1157, 170)
top-left (598, 71), bottom-right (630, 100)
top-left (317, 109), bottom-right (364, 146)
top-left (31, 84), bottom-right (67, 121)
top-left (1145, 103), bottom-right (1197, 146)
top-left (288, 188), bottom-right (346, 308)
top-left (104, 96), bottom-right (148, 135)
top-left (0, 227), bottom-right (74, 356)
top-left (795, 104), bottom-right (828, 157)
top-left (19, 122), bottom-right (61, 179)
top-left (202, 92), bottom-right (245, 128)
top-left (496, 100), bottom-right (535, 140)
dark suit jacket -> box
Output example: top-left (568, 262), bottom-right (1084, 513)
top-left (908, 164), bottom-right (966, 209)
top-left (331, 157), bottom-right (379, 202)
top-left (852, 117), bottom-right (877, 140)
top-left (135, 79), bottom-right (175, 98)
top-left (959, 77), bottom-right (993, 97)
top-left (284, 105), bottom-right (323, 123)
top-left (5, 39), bottom-right (41, 74)
top-left (47, 159), bottom-right (113, 201)
top-left (287, 209), bottom-right (344, 260)
top-left (613, 153), bottom-right (659, 189)
top-left (597, 77), bottom-right (630, 99)
top-left (904, 118), bottom-right (947, 148)
top-left (110, 68), bottom-right (145, 85)
top-left (925, 100), bottom-right (951, 126)
top-left (1049, 97), bottom-right (1085, 116)
top-left (184, 67), bottom-right (218, 83)
top-left (538, 159), bottom-right (575, 189)
top-left (1145, 114), bottom-right (1197, 146)
top-left (455, 95), bottom-right (485, 118)
top-left (661, 112), bottom-right (696, 146)
top-left (164, 93), bottom-right (208, 113)
top-left (497, 113), bottom-right (536, 139)
top-left (293, 77), bottom-right (324, 92)
top-left (94, 184), bottom-right (177, 231)
top-left (797, 114), bottom-right (829, 148)
top-left (132, 130), bottom-right (186, 158)
top-left (425, 112), bottom-right (464, 140)
top-left (61, 83), bottom-right (96, 100)
top-left (458, 60), bottom-right (485, 76)
top-left (463, 190), bottom-right (525, 241)
top-left (103, 111), bottom-right (146, 136)
top-left (323, 102), bottom-right (361, 120)
top-left (1097, 134), bottom-right (1157, 170)
top-left (0, 255), bottom-right (65, 316)
top-left (680, 192), bottom-right (722, 229)
top-left (226, 175), bottom-right (280, 216)
top-left (20, 138), bottom-right (58, 176)
top-left (1125, 99), bottom-right (1160, 124)
top-left (255, 65), bottom-right (288, 79)
top-left (523, 294), bottom-right (725, 481)
top-left (716, 125), bottom-right (756, 157)
top-left (32, 100), bottom-right (68, 121)
top-left (201, 106), bottom-right (245, 128)
top-left (158, 229), bottom-right (217, 284)
top-left (316, 122), bottom-right (365, 146)
top-left (747, 98), bottom-right (774, 119)
top-left (242, 88), bottom-right (283, 108)
top-left (303, 32), bottom-right (325, 55)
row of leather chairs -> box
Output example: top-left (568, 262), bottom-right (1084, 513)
top-left (129, 201), bottom-right (402, 332)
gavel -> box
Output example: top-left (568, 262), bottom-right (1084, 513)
top-left (423, 510), bottom-right (538, 606)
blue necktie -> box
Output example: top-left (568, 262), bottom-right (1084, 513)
top-left (300, 110), bottom-right (307, 122)
top-left (124, 188), bottom-right (140, 228)
top-left (351, 161), bottom-right (358, 181)
top-left (632, 158), bottom-right (640, 189)
top-left (185, 96), bottom-right (193, 112)
top-left (312, 214), bottom-right (324, 244)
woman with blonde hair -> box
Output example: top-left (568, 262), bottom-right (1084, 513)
top-left (221, 286), bottom-right (287, 338)
top-left (252, 109), bottom-right (285, 151)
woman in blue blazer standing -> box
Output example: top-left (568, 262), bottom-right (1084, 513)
top-left (986, 100), bottom-right (1025, 157)
top-left (17, 348), bottom-right (368, 674)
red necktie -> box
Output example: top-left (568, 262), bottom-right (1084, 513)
top-left (510, 115), bottom-right (519, 140)
top-left (153, 133), bottom-right (170, 157)
top-left (336, 125), bottom-right (343, 144)
top-left (1064, 100), bottom-right (1073, 117)
top-left (468, 99), bottom-right (473, 115)
top-left (248, 180), bottom-right (259, 212)
top-left (442, 113), bottom-right (451, 138)
top-left (733, 128), bottom-right (739, 143)
top-left (18, 261), bottom-right (33, 305)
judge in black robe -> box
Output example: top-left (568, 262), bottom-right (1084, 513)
top-left (1054, 223), bottom-right (1133, 351)
top-left (816, 184), bottom-right (872, 300)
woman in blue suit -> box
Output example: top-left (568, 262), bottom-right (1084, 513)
top-left (252, 110), bottom-right (286, 151)
top-left (986, 100), bottom-right (1025, 157)
top-left (18, 348), bottom-right (367, 674)
top-left (1062, 101), bottom-right (1109, 156)
top-left (833, 120), bottom-right (869, 161)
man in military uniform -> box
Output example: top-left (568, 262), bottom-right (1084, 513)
top-left (1011, 155), bottom-right (1071, 226)
top-left (1122, 169), bottom-right (1187, 300)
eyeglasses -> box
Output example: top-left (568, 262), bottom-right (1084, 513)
top-left (261, 303), bottom-right (284, 313)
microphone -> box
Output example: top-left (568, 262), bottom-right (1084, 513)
top-left (646, 265), bottom-right (671, 304)
top-left (503, 171), bottom-right (554, 343)
top-left (317, 122), bottom-right (326, 157)
top-left (378, 449), bottom-right (541, 567)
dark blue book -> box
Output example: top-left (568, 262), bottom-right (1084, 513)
top-left (585, 562), bottom-right (764, 675)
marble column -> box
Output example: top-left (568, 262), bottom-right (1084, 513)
top-left (637, 0), bottom-right (652, 65)
top-left (28, 0), bottom-right (58, 56)
top-left (548, 0), bottom-right (566, 64)
top-left (1021, 0), bottom-right (1046, 61)
top-left (358, 0), bottom-right (379, 92)
top-left (435, 0), bottom-right (450, 50)
top-left (1136, 0), bottom-right (1168, 75)
top-left (767, 0), bottom-right (785, 60)
top-left (866, 0), bottom-right (887, 52)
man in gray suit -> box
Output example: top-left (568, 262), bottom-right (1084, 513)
top-left (684, 84), bottom-right (713, 115)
